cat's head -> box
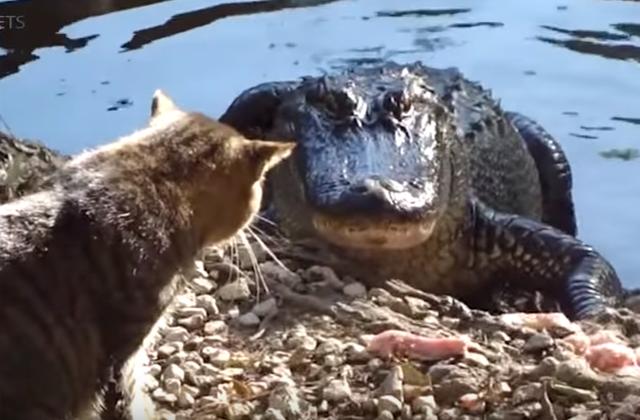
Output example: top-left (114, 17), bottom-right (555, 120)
top-left (149, 90), bottom-right (295, 247)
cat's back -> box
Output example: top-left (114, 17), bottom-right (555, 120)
top-left (0, 189), bottom-right (63, 269)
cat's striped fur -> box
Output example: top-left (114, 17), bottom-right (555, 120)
top-left (0, 91), bottom-right (294, 420)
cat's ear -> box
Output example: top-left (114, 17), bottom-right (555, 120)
top-left (247, 140), bottom-right (296, 176)
top-left (150, 89), bottom-right (181, 119)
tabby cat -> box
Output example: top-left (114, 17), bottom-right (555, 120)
top-left (0, 90), bottom-right (294, 420)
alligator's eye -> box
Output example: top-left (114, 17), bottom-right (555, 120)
top-left (383, 90), bottom-right (412, 119)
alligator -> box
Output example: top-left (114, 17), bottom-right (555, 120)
top-left (219, 61), bottom-right (625, 320)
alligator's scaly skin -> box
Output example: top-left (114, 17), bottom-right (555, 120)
top-left (0, 131), bottom-right (68, 203)
top-left (220, 61), bottom-right (624, 319)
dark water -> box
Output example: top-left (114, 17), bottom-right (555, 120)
top-left (0, 0), bottom-right (639, 287)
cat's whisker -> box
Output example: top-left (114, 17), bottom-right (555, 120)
top-left (239, 229), bottom-right (268, 299)
top-left (247, 226), bottom-right (293, 274)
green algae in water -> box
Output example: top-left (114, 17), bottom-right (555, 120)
top-left (599, 148), bottom-right (640, 161)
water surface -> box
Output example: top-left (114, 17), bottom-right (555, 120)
top-left (1, 0), bottom-right (639, 287)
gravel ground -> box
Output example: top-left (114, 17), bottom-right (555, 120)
top-left (138, 239), bottom-right (640, 420)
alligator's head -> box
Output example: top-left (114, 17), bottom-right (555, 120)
top-left (220, 63), bottom-right (464, 251)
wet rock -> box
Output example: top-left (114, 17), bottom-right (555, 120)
top-left (157, 343), bottom-right (179, 358)
top-left (152, 388), bottom-right (178, 404)
top-left (218, 277), bottom-right (251, 301)
top-left (524, 333), bottom-right (554, 353)
top-left (164, 378), bottom-right (181, 394)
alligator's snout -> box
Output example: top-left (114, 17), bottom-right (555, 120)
top-left (321, 176), bottom-right (419, 216)
top-left (310, 175), bottom-right (439, 250)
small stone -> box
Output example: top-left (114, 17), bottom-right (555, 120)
top-left (322, 378), bottom-right (352, 402)
top-left (567, 411), bottom-right (602, 420)
top-left (524, 333), bottom-right (554, 353)
top-left (260, 261), bottom-right (302, 287)
top-left (202, 347), bottom-right (231, 367)
top-left (376, 410), bottom-right (394, 420)
top-left (323, 354), bottom-right (342, 367)
top-left (491, 331), bottom-right (511, 342)
top-left (378, 365), bottom-right (403, 401)
top-left (162, 326), bottom-right (190, 343)
top-left (218, 277), bottom-right (251, 301)
top-left (549, 382), bottom-right (597, 402)
top-left (196, 294), bottom-right (219, 315)
top-left (204, 320), bottom-right (227, 335)
top-left (164, 377), bottom-right (181, 394)
top-left (177, 313), bottom-right (206, 330)
top-left (191, 276), bottom-right (215, 294)
top-left (148, 364), bottom-right (162, 377)
top-left (437, 407), bottom-right (461, 420)
top-left (343, 281), bottom-right (367, 298)
top-left (177, 389), bottom-right (195, 408)
top-left (263, 408), bottom-right (287, 420)
top-left (463, 351), bottom-right (490, 367)
top-left (527, 356), bottom-right (559, 380)
top-left (345, 342), bottom-right (370, 362)
top-left (157, 343), bottom-right (178, 358)
top-left (175, 307), bottom-right (207, 319)
top-left (378, 395), bottom-right (402, 414)
top-left (286, 333), bottom-right (317, 352)
top-left (252, 298), bottom-right (278, 317)
top-left (152, 388), bottom-right (177, 404)
top-left (412, 395), bottom-right (437, 414)
top-left (458, 393), bottom-right (484, 414)
top-left (238, 311), bottom-right (261, 327)
top-left (513, 383), bottom-right (543, 404)
top-left (268, 383), bottom-right (306, 417)
top-left (163, 364), bottom-right (185, 383)
top-left (143, 375), bottom-right (159, 392)
top-left (316, 338), bottom-right (344, 356)
top-left (168, 351), bottom-right (187, 365)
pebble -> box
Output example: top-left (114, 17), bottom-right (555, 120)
top-left (377, 395), bottom-right (402, 414)
top-left (238, 311), bottom-right (261, 327)
top-left (322, 378), bottom-right (352, 402)
top-left (412, 395), bottom-right (437, 414)
top-left (217, 277), bottom-right (251, 301)
top-left (512, 383), bottom-right (543, 404)
top-left (195, 294), bottom-right (219, 315)
top-left (378, 365), bottom-right (404, 401)
top-left (162, 326), bottom-right (190, 343)
top-left (157, 343), bottom-right (178, 358)
top-left (152, 388), bottom-right (177, 404)
top-left (316, 338), bottom-right (344, 356)
top-left (164, 377), bottom-right (181, 394)
top-left (191, 276), bottom-right (216, 294)
top-left (163, 364), bottom-right (185, 382)
top-left (201, 347), bottom-right (231, 367)
top-left (148, 364), bottom-right (162, 377)
top-left (524, 333), bottom-right (554, 353)
top-left (376, 410), bottom-right (394, 420)
top-left (204, 320), bottom-right (227, 335)
top-left (177, 313), bottom-right (205, 330)
top-left (343, 281), bottom-right (367, 298)
top-left (253, 298), bottom-right (278, 317)
top-left (175, 307), bottom-right (207, 319)
top-left (177, 390), bottom-right (195, 409)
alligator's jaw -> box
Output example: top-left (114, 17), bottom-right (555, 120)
top-left (311, 213), bottom-right (436, 250)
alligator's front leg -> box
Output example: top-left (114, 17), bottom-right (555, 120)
top-left (472, 199), bottom-right (624, 319)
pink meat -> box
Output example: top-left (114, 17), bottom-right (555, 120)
top-left (367, 330), bottom-right (468, 361)
top-left (586, 342), bottom-right (638, 374)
